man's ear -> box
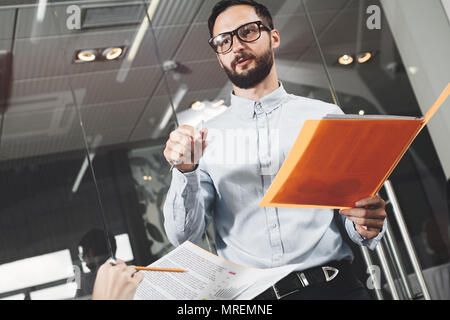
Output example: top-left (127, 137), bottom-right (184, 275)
top-left (271, 29), bottom-right (281, 50)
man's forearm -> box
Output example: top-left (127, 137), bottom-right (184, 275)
top-left (163, 168), bottom-right (209, 246)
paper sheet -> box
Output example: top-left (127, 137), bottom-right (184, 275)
top-left (133, 241), bottom-right (298, 300)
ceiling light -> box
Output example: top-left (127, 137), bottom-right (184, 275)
top-left (212, 99), bottom-right (225, 108)
top-left (359, 110), bottom-right (365, 115)
top-left (357, 52), bottom-right (372, 64)
top-left (338, 54), bottom-right (354, 65)
top-left (191, 101), bottom-right (206, 111)
top-left (103, 47), bottom-right (123, 60)
top-left (77, 50), bottom-right (96, 62)
top-left (408, 66), bottom-right (419, 75)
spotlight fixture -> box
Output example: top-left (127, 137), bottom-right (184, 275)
top-left (338, 54), bottom-right (354, 65)
top-left (74, 46), bottom-right (126, 63)
top-left (357, 52), bottom-right (372, 64)
top-left (191, 101), bottom-right (206, 111)
top-left (103, 47), bottom-right (123, 60)
top-left (77, 50), bottom-right (96, 62)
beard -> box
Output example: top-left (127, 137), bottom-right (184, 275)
top-left (223, 46), bottom-right (274, 89)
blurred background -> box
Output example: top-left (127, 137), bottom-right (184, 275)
top-left (0, 0), bottom-right (449, 300)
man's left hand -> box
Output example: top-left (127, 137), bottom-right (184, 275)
top-left (339, 195), bottom-right (387, 240)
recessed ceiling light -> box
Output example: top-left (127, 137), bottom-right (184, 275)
top-left (338, 54), bottom-right (354, 65)
top-left (357, 52), bottom-right (372, 64)
top-left (191, 101), bottom-right (206, 111)
top-left (103, 47), bottom-right (123, 60)
top-left (77, 50), bottom-right (96, 62)
top-left (212, 99), bottom-right (225, 108)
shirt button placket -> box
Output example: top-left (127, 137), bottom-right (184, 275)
top-left (254, 102), bottom-right (283, 267)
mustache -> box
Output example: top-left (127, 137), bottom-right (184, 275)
top-left (231, 53), bottom-right (256, 68)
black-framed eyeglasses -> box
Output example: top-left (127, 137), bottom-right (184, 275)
top-left (209, 20), bottom-right (273, 54)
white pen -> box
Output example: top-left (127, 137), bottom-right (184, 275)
top-left (170, 120), bottom-right (204, 171)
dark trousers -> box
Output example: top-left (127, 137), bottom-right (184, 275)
top-left (254, 262), bottom-right (372, 300)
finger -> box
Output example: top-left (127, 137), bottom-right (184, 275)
top-left (165, 147), bottom-right (183, 164)
top-left (346, 216), bottom-right (385, 229)
top-left (170, 131), bottom-right (191, 146)
top-left (354, 195), bottom-right (385, 208)
top-left (201, 128), bottom-right (208, 141)
top-left (164, 145), bottom-right (188, 164)
top-left (132, 271), bottom-right (145, 284)
top-left (340, 207), bottom-right (386, 219)
top-left (355, 224), bottom-right (380, 239)
top-left (168, 142), bottom-right (189, 156)
top-left (178, 125), bottom-right (195, 136)
top-left (124, 265), bottom-right (136, 278)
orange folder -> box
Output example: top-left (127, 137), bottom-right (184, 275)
top-left (260, 83), bottom-right (450, 209)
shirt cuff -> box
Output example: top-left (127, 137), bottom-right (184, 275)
top-left (171, 167), bottom-right (200, 192)
top-left (345, 218), bottom-right (387, 250)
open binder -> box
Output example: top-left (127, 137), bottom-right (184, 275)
top-left (260, 84), bottom-right (450, 209)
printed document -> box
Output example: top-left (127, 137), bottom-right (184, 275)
top-left (134, 241), bottom-right (298, 300)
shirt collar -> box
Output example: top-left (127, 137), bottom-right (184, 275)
top-left (229, 82), bottom-right (289, 119)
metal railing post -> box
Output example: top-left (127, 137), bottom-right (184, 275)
top-left (376, 242), bottom-right (401, 300)
top-left (384, 180), bottom-right (431, 300)
top-left (360, 246), bottom-right (385, 300)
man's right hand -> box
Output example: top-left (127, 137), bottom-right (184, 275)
top-left (163, 125), bottom-right (208, 173)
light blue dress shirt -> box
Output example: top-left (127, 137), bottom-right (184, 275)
top-left (163, 83), bottom-right (386, 271)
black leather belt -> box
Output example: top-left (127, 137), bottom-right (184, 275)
top-left (256, 260), bottom-right (353, 300)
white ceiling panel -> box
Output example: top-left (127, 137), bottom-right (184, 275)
top-left (9, 77), bottom-right (70, 104)
top-left (0, 132), bottom-right (86, 161)
top-left (0, 39), bottom-right (11, 51)
top-left (0, 8), bottom-right (15, 40)
top-left (151, 0), bottom-right (204, 27)
top-left (78, 98), bottom-right (148, 132)
top-left (174, 23), bottom-right (216, 63)
top-left (69, 66), bottom-right (161, 105)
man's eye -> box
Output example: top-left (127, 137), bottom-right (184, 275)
top-left (241, 28), bottom-right (256, 37)
top-left (219, 38), bottom-right (230, 46)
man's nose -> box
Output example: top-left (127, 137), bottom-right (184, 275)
top-left (231, 34), bottom-right (245, 53)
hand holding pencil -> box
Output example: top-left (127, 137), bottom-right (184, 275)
top-left (164, 121), bottom-right (208, 173)
top-left (92, 259), bottom-right (186, 300)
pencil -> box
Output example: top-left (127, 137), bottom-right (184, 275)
top-left (134, 266), bottom-right (186, 273)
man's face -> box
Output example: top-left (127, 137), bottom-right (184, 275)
top-left (212, 5), bottom-right (279, 89)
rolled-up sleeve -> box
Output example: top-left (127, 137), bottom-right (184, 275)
top-left (163, 163), bottom-right (216, 247)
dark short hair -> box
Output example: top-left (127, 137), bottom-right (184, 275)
top-left (208, 0), bottom-right (274, 37)
top-left (79, 228), bottom-right (117, 257)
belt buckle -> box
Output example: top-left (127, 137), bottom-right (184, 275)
top-left (322, 266), bottom-right (339, 282)
top-left (272, 284), bottom-right (300, 300)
